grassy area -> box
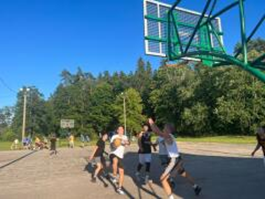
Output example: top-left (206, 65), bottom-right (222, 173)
top-left (57, 139), bottom-right (97, 148)
top-left (0, 141), bottom-right (12, 151)
top-left (0, 136), bottom-right (257, 151)
top-left (176, 136), bottom-right (256, 144)
top-left (0, 139), bottom-right (98, 151)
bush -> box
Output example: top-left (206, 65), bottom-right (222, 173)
top-left (0, 128), bottom-right (17, 141)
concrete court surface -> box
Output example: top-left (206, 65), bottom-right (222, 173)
top-left (0, 142), bottom-right (264, 199)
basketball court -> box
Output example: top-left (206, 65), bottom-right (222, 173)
top-left (0, 142), bottom-right (264, 199)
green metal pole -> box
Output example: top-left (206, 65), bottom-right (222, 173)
top-left (184, 0), bottom-right (212, 53)
top-left (235, 14), bottom-right (265, 58)
top-left (200, 0), bottom-right (244, 28)
top-left (238, 0), bottom-right (248, 64)
top-left (168, 0), bottom-right (182, 60)
top-left (168, 12), bottom-right (172, 60)
top-left (173, 51), bottom-right (265, 82)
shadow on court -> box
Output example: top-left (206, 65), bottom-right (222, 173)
top-left (0, 150), bottom-right (37, 169)
top-left (120, 152), bottom-right (265, 199)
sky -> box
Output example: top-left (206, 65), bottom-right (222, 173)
top-left (0, 0), bottom-right (264, 108)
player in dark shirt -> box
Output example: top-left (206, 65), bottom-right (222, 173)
top-left (136, 125), bottom-right (155, 183)
top-left (89, 132), bottom-right (108, 182)
top-left (50, 133), bottom-right (58, 155)
top-left (251, 126), bottom-right (265, 167)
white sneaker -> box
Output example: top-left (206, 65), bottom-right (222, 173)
top-left (117, 188), bottom-right (125, 195)
top-left (168, 194), bottom-right (174, 199)
top-left (111, 177), bottom-right (118, 184)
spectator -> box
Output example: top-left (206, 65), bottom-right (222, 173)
top-left (80, 134), bottom-right (85, 148)
top-left (50, 134), bottom-right (58, 155)
top-left (11, 139), bottom-right (19, 150)
top-left (68, 134), bottom-right (75, 148)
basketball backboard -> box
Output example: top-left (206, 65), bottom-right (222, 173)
top-left (143, 0), bottom-right (224, 62)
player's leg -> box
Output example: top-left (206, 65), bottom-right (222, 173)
top-left (144, 153), bottom-right (152, 183)
top-left (110, 154), bottom-right (118, 183)
top-left (117, 159), bottom-right (125, 195)
top-left (161, 158), bottom-right (177, 199)
top-left (136, 154), bottom-right (145, 180)
top-left (160, 155), bottom-right (175, 189)
top-left (161, 172), bottom-right (173, 199)
top-left (174, 160), bottom-right (202, 196)
top-left (92, 157), bottom-right (103, 182)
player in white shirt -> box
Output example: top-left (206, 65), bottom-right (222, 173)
top-left (109, 126), bottom-right (130, 195)
top-left (149, 118), bottom-right (201, 199)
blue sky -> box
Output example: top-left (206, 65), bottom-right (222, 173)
top-left (0, 0), bottom-right (264, 108)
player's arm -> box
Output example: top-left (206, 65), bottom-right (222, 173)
top-left (123, 137), bottom-right (130, 146)
top-left (148, 118), bottom-right (165, 137)
top-left (89, 146), bottom-right (98, 161)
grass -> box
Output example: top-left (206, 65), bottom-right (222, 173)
top-left (0, 139), bottom-right (98, 151)
top-left (0, 136), bottom-right (257, 151)
top-left (176, 135), bottom-right (256, 144)
top-left (0, 141), bottom-right (12, 151)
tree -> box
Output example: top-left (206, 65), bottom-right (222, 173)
top-left (113, 88), bottom-right (146, 136)
top-left (12, 87), bottom-right (48, 138)
top-left (0, 106), bottom-right (14, 136)
top-left (88, 83), bottom-right (115, 134)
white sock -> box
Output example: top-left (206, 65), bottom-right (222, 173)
top-left (168, 194), bottom-right (174, 199)
top-left (193, 184), bottom-right (198, 189)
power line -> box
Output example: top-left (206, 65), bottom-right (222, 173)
top-left (0, 76), bottom-right (17, 94)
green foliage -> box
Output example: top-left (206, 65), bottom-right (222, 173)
top-left (113, 88), bottom-right (146, 136)
top-left (12, 87), bottom-right (49, 138)
top-left (0, 128), bottom-right (17, 141)
top-left (8, 38), bottom-right (265, 138)
top-left (0, 106), bottom-right (14, 136)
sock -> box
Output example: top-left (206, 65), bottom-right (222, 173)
top-left (193, 184), bottom-right (198, 189)
top-left (145, 162), bottom-right (151, 173)
top-left (137, 163), bottom-right (143, 172)
top-left (168, 194), bottom-right (174, 199)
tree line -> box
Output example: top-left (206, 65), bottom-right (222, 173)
top-left (0, 38), bottom-right (265, 140)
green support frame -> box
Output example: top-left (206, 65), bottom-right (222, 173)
top-left (168, 0), bottom-right (265, 82)
top-left (144, 0), bottom-right (265, 82)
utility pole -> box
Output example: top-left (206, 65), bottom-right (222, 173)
top-left (20, 87), bottom-right (30, 142)
top-left (121, 92), bottom-right (127, 136)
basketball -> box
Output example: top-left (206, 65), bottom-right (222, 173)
top-left (113, 138), bottom-right (122, 148)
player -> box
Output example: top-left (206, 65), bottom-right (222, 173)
top-left (109, 126), bottom-right (130, 195)
top-left (135, 125), bottom-right (155, 183)
top-left (89, 132), bottom-right (109, 182)
top-left (251, 126), bottom-right (265, 167)
top-left (148, 118), bottom-right (201, 199)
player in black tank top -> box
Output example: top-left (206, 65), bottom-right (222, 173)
top-left (136, 125), bottom-right (155, 183)
top-left (251, 127), bottom-right (265, 167)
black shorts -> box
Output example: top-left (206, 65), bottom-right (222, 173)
top-left (110, 154), bottom-right (124, 169)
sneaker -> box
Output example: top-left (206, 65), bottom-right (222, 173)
top-left (144, 175), bottom-right (149, 184)
top-left (91, 177), bottom-right (97, 183)
top-left (168, 194), bottom-right (174, 199)
top-left (135, 172), bottom-right (141, 181)
top-left (194, 186), bottom-right (202, 196)
top-left (111, 176), bottom-right (118, 184)
top-left (117, 187), bottom-right (125, 195)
